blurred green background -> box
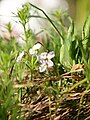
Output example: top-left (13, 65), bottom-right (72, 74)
top-left (67, 0), bottom-right (90, 29)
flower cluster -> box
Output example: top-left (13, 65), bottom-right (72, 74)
top-left (16, 43), bottom-right (55, 73)
top-left (38, 51), bottom-right (55, 72)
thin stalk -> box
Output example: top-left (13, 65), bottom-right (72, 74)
top-left (23, 61), bottom-right (33, 81)
top-left (23, 25), bottom-right (28, 49)
top-left (29, 3), bottom-right (64, 42)
top-left (69, 78), bottom-right (87, 92)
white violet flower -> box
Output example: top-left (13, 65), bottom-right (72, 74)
top-left (29, 43), bottom-right (41, 55)
top-left (39, 51), bottom-right (55, 72)
top-left (40, 51), bottom-right (55, 59)
top-left (16, 51), bottom-right (25, 62)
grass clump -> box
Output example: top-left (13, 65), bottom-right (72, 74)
top-left (0, 2), bottom-right (90, 120)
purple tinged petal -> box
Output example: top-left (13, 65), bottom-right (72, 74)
top-left (39, 52), bottom-right (47, 60)
top-left (29, 43), bottom-right (41, 55)
top-left (32, 43), bottom-right (41, 50)
top-left (48, 51), bottom-right (55, 59)
top-left (47, 60), bottom-right (54, 67)
top-left (39, 63), bottom-right (47, 72)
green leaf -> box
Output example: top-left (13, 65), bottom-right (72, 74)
top-left (69, 40), bottom-right (77, 60)
top-left (82, 14), bottom-right (90, 39)
top-left (82, 14), bottom-right (90, 60)
top-left (60, 44), bottom-right (64, 64)
top-left (67, 19), bottom-right (74, 40)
